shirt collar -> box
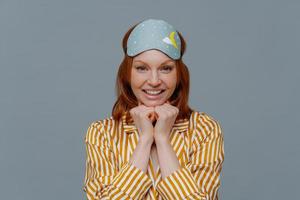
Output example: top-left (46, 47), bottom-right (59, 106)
top-left (122, 111), bottom-right (190, 134)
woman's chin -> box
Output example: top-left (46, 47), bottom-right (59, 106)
top-left (142, 100), bottom-right (165, 107)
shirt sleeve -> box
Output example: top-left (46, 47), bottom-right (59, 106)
top-left (155, 116), bottom-right (225, 200)
top-left (82, 121), bottom-right (153, 200)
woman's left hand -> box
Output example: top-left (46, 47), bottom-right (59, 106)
top-left (154, 101), bottom-right (179, 143)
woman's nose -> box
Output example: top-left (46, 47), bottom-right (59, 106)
top-left (147, 72), bottom-right (161, 85)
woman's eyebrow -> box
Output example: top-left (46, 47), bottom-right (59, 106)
top-left (134, 60), bottom-right (174, 65)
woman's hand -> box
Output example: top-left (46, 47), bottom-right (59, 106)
top-left (129, 102), bottom-right (156, 144)
top-left (153, 101), bottom-right (179, 143)
top-left (149, 111), bottom-right (158, 123)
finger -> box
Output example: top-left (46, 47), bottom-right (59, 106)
top-left (164, 103), bottom-right (178, 114)
top-left (149, 112), bottom-right (156, 122)
top-left (161, 106), bottom-right (175, 118)
top-left (141, 107), bottom-right (155, 118)
top-left (141, 105), bottom-right (155, 112)
top-left (167, 105), bottom-right (178, 115)
top-left (154, 112), bottom-right (159, 120)
top-left (138, 104), bottom-right (153, 114)
top-left (149, 112), bottom-right (154, 118)
top-left (151, 111), bottom-right (159, 119)
top-left (165, 103), bottom-right (177, 113)
top-left (154, 106), bottom-right (164, 118)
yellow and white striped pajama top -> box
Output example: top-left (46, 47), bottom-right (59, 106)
top-left (83, 110), bottom-right (224, 200)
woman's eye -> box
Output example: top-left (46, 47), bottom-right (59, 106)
top-left (136, 66), bottom-right (147, 71)
top-left (161, 66), bottom-right (174, 72)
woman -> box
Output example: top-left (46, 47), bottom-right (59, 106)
top-left (83, 18), bottom-right (224, 200)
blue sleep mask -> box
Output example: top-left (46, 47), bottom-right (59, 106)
top-left (126, 18), bottom-right (181, 60)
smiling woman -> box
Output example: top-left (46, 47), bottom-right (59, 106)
top-left (83, 18), bottom-right (225, 200)
top-left (130, 50), bottom-right (177, 107)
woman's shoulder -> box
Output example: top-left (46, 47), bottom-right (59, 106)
top-left (84, 115), bottom-right (117, 145)
top-left (190, 110), bottom-right (221, 126)
top-left (190, 110), bottom-right (223, 139)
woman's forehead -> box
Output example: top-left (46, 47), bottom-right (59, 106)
top-left (133, 49), bottom-right (175, 65)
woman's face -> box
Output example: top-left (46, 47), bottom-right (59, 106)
top-left (131, 49), bottom-right (177, 107)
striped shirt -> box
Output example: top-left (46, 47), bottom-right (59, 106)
top-left (83, 110), bottom-right (224, 200)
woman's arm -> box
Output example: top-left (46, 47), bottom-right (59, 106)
top-left (155, 113), bottom-right (225, 200)
top-left (83, 121), bottom-right (153, 200)
top-left (155, 138), bottom-right (181, 180)
top-left (129, 135), bottom-right (153, 174)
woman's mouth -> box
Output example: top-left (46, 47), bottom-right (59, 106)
top-left (142, 89), bottom-right (165, 99)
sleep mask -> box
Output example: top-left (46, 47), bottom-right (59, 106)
top-left (126, 18), bottom-right (181, 60)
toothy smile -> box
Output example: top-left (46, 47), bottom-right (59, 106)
top-left (142, 90), bottom-right (165, 95)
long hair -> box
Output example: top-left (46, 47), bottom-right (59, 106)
top-left (112, 20), bottom-right (193, 122)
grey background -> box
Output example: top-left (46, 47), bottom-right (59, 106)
top-left (1, 0), bottom-right (299, 199)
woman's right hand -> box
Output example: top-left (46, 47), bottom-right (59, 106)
top-left (129, 103), bottom-right (156, 144)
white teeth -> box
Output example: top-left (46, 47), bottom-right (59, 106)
top-left (144, 90), bottom-right (163, 95)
